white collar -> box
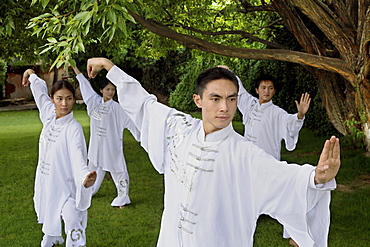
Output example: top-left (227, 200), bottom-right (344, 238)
top-left (258, 100), bottom-right (273, 109)
top-left (54, 111), bottom-right (74, 126)
top-left (197, 122), bottom-right (233, 144)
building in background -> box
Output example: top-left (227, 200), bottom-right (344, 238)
top-left (1, 65), bottom-right (82, 106)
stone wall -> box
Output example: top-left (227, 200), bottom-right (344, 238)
top-left (4, 66), bottom-right (81, 102)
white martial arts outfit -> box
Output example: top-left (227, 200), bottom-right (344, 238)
top-left (29, 74), bottom-right (93, 247)
top-left (107, 66), bottom-right (335, 247)
top-left (77, 73), bottom-right (140, 206)
top-left (237, 77), bottom-right (304, 160)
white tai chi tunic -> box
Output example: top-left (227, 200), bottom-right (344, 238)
top-left (76, 73), bottom-right (140, 205)
top-left (237, 77), bottom-right (304, 160)
top-left (29, 74), bottom-right (92, 242)
top-left (107, 66), bottom-right (335, 247)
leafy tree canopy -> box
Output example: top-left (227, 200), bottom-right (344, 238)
top-left (0, 0), bottom-right (47, 64)
top-left (25, 0), bottom-right (275, 68)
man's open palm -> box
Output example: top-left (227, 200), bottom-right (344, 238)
top-left (315, 136), bottom-right (340, 184)
top-left (295, 93), bottom-right (311, 118)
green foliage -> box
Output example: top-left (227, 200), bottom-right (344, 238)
top-left (25, 0), bottom-right (274, 69)
top-left (127, 49), bottom-right (191, 98)
top-left (166, 3), bottom-right (276, 112)
top-left (168, 52), bottom-right (205, 112)
top-left (341, 118), bottom-right (366, 149)
top-left (169, 50), bottom-right (248, 112)
top-left (0, 1), bottom-right (23, 36)
top-left (169, 77), bottom-right (197, 112)
top-left (27, 0), bottom-right (139, 69)
top-left (0, 59), bottom-right (7, 86)
top-left (0, 0), bottom-right (49, 64)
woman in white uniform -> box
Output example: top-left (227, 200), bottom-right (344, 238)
top-left (73, 67), bottom-right (140, 208)
top-left (22, 69), bottom-right (97, 247)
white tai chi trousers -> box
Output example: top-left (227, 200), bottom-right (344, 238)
top-left (41, 198), bottom-right (87, 247)
top-left (91, 166), bottom-right (131, 207)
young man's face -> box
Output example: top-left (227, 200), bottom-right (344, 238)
top-left (256, 80), bottom-right (275, 104)
top-left (193, 79), bottom-right (238, 135)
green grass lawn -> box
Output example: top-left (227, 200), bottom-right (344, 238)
top-left (0, 109), bottom-right (369, 246)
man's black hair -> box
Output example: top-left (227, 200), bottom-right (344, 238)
top-left (255, 75), bottom-right (277, 89)
top-left (196, 67), bottom-right (239, 97)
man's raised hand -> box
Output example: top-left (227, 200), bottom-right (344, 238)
top-left (314, 136), bottom-right (340, 184)
top-left (296, 92), bottom-right (311, 119)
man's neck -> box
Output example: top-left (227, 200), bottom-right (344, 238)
top-left (259, 99), bottom-right (271, 105)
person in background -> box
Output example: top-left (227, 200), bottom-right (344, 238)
top-left (73, 66), bottom-right (140, 209)
top-left (233, 71), bottom-right (311, 161)
top-left (22, 69), bottom-right (96, 247)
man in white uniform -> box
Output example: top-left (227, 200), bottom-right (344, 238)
top-left (86, 57), bottom-right (340, 247)
top-left (236, 74), bottom-right (311, 160)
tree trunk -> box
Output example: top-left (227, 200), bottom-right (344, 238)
top-left (359, 77), bottom-right (370, 150)
top-left (310, 67), bottom-right (370, 151)
top-left (272, 0), bottom-right (370, 150)
top-left (313, 70), bottom-right (351, 135)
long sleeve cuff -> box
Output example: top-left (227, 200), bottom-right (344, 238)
top-left (309, 170), bottom-right (336, 190)
top-left (29, 73), bottom-right (39, 84)
top-left (107, 65), bottom-right (127, 87)
top-left (76, 172), bottom-right (93, 211)
top-left (294, 113), bottom-right (305, 122)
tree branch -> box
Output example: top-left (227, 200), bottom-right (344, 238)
top-left (176, 24), bottom-right (288, 50)
top-left (161, 4), bottom-right (286, 49)
top-left (128, 9), bottom-right (354, 82)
